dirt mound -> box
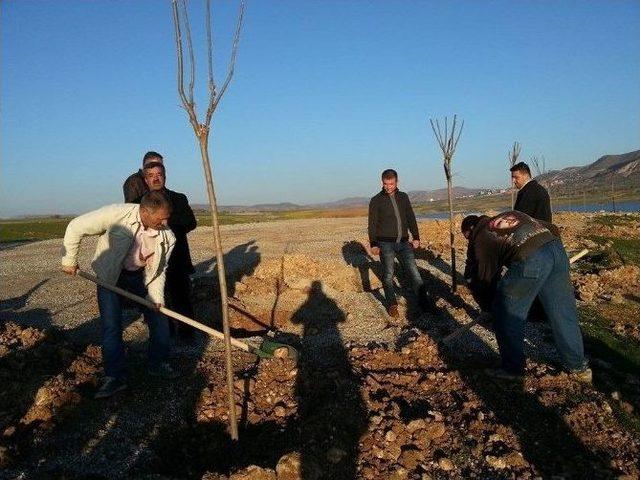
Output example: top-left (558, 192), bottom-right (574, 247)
top-left (192, 332), bottom-right (640, 479)
top-left (574, 265), bottom-right (640, 302)
top-left (0, 322), bottom-right (101, 470)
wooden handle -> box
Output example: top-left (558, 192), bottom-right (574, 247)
top-left (77, 270), bottom-right (250, 353)
top-left (442, 312), bottom-right (491, 344)
top-left (569, 249), bottom-right (589, 264)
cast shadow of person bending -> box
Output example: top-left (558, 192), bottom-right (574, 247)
top-left (403, 259), bottom-right (619, 478)
top-left (414, 247), bottom-right (465, 286)
top-left (193, 240), bottom-right (261, 298)
top-left (291, 281), bottom-right (368, 479)
top-left (341, 240), bottom-right (384, 298)
top-left (192, 240), bottom-right (262, 332)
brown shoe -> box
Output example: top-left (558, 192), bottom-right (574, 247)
top-left (387, 304), bottom-right (399, 317)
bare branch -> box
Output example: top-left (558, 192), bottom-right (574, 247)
top-left (171, 0), bottom-right (199, 132)
top-left (430, 115), bottom-right (463, 162)
top-left (508, 141), bottom-right (521, 167)
top-left (180, 0), bottom-right (196, 105)
top-left (207, 0), bottom-right (245, 124)
top-left (206, 0), bottom-right (215, 97)
top-left (428, 115), bottom-right (464, 293)
top-left (530, 155), bottom-right (543, 177)
top-left (452, 116), bottom-right (464, 152)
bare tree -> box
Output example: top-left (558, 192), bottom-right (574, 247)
top-left (508, 142), bottom-right (521, 208)
top-left (171, 0), bottom-right (245, 441)
top-left (430, 115), bottom-right (464, 293)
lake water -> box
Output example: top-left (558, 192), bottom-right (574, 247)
top-left (417, 200), bottom-right (640, 220)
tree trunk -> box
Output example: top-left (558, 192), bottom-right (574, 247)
top-left (447, 177), bottom-right (457, 292)
top-left (197, 133), bottom-right (239, 441)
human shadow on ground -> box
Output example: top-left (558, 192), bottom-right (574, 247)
top-left (341, 240), bottom-right (385, 303)
top-left (414, 247), bottom-right (465, 285)
top-left (112, 281), bottom-right (367, 479)
top-left (342, 240), bottom-right (422, 316)
top-left (291, 280), bottom-right (368, 479)
top-left (192, 240), bottom-right (261, 299)
top-left (191, 240), bottom-right (262, 334)
top-left (404, 257), bottom-right (622, 478)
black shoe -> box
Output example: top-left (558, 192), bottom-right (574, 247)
top-left (94, 376), bottom-right (127, 399)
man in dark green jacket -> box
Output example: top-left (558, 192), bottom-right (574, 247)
top-left (368, 169), bottom-right (433, 317)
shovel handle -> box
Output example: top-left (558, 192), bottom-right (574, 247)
top-left (442, 312), bottom-right (491, 344)
top-left (569, 249), bottom-right (589, 264)
top-left (77, 270), bottom-right (251, 353)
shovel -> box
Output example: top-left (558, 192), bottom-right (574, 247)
top-left (77, 270), bottom-right (298, 361)
top-left (441, 248), bottom-right (589, 345)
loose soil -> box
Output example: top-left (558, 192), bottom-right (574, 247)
top-left (1, 213), bottom-right (639, 479)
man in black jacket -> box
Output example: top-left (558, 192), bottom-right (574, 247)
top-left (368, 169), bottom-right (433, 317)
top-left (123, 151), bottom-right (164, 203)
top-left (511, 162), bottom-right (552, 222)
top-left (461, 212), bottom-right (590, 383)
top-left (136, 161), bottom-right (197, 340)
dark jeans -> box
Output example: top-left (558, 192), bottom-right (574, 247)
top-left (492, 239), bottom-right (587, 374)
top-left (379, 241), bottom-right (424, 306)
top-left (96, 270), bottom-right (170, 379)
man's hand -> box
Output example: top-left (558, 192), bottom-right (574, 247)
top-left (153, 303), bottom-right (163, 311)
top-left (62, 265), bottom-right (79, 276)
top-left (411, 239), bottom-right (420, 249)
top-left (370, 246), bottom-right (380, 257)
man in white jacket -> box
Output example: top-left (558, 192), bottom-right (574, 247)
top-left (61, 191), bottom-right (177, 398)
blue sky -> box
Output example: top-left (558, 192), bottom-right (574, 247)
top-left (2, 0), bottom-right (639, 217)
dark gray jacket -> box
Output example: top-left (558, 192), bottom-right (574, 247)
top-left (368, 189), bottom-right (420, 247)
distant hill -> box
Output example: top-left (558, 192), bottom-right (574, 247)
top-left (190, 150), bottom-right (639, 213)
top-left (194, 187), bottom-right (484, 212)
top-left (537, 150), bottom-right (640, 192)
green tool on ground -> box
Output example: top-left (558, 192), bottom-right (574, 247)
top-left (77, 270), bottom-right (298, 362)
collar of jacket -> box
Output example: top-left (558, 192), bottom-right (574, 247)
top-left (519, 178), bottom-right (534, 191)
top-left (131, 205), bottom-right (143, 228)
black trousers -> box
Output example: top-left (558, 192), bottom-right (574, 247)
top-left (165, 270), bottom-right (194, 337)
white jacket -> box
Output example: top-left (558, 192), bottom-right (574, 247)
top-left (61, 204), bottom-right (176, 304)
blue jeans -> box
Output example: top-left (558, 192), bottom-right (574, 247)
top-left (379, 241), bottom-right (424, 306)
top-left (492, 239), bottom-right (587, 374)
top-left (96, 271), bottom-right (170, 379)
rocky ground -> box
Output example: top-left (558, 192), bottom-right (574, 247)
top-left (1, 213), bottom-right (639, 479)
